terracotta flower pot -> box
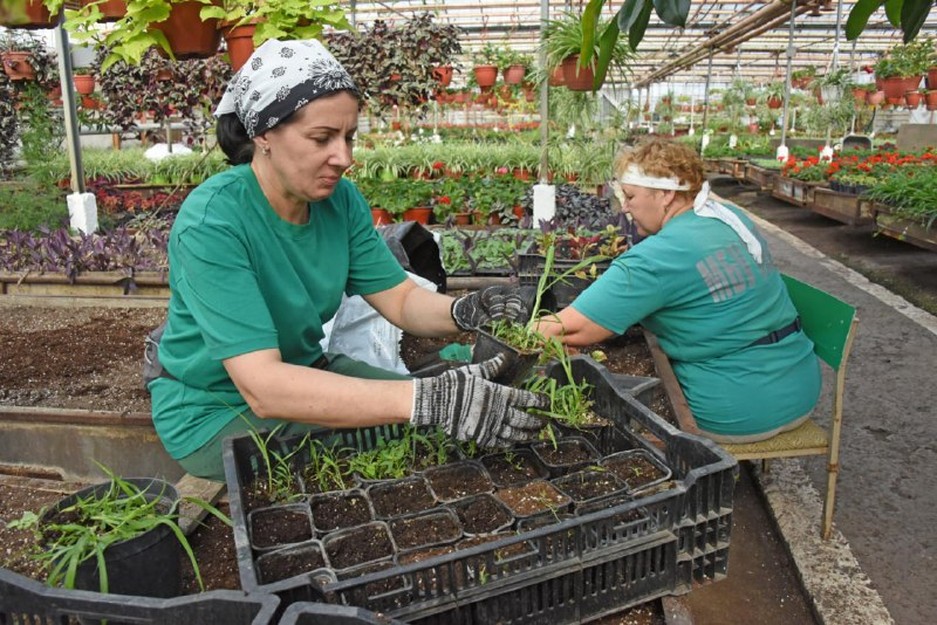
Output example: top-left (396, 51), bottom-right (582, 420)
top-left (1, 0), bottom-right (56, 29)
top-left (928, 67), bottom-right (937, 90)
top-left (548, 65), bottom-right (565, 87)
top-left (767, 96), bottom-right (783, 109)
top-left (73, 74), bottom-right (96, 95)
top-left (222, 22), bottom-right (256, 72)
top-left (153, 0), bottom-right (221, 60)
top-left (926, 90), bottom-right (937, 111)
top-left (561, 54), bottom-right (595, 91)
top-left (402, 206), bottom-right (432, 225)
top-left (905, 90), bottom-right (923, 109)
top-left (371, 208), bottom-right (392, 226)
top-left (866, 90), bottom-right (885, 105)
top-left (502, 64), bottom-right (526, 85)
top-left (432, 65), bottom-right (453, 87)
top-left (472, 65), bottom-right (497, 89)
top-left (82, 0), bottom-right (125, 22)
top-left (1, 51), bottom-right (35, 81)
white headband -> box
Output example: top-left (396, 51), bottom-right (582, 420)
top-left (618, 164), bottom-right (690, 191)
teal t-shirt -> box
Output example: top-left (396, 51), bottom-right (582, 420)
top-left (572, 204), bottom-right (820, 435)
top-left (150, 166), bottom-right (407, 459)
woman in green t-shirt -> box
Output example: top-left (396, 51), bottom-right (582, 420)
top-left (535, 139), bottom-right (820, 443)
top-left (150, 39), bottom-right (545, 481)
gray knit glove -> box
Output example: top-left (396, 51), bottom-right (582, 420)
top-left (451, 285), bottom-right (530, 331)
top-left (411, 355), bottom-right (547, 449)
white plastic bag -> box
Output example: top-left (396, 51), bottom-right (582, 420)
top-left (321, 272), bottom-right (437, 374)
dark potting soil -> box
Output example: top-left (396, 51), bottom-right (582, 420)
top-left (458, 533), bottom-right (534, 561)
top-left (389, 509), bottom-right (462, 550)
top-left (481, 450), bottom-right (547, 487)
top-left (533, 438), bottom-right (600, 471)
top-left (257, 542), bottom-right (326, 585)
top-left (337, 560), bottom-right (408, 598)
top-left (324, 522), bottom-right (395, 571)
top-left (603, 453), bottom-right (669, 491)
top-left (451, 494), bottom-right (513, 534)
top-left (368, 477), bottom-right (436, 518)
top-left (250, 506), bottom-right (313, 550)
top-left (309, 491), bottom-right (372, 533)
top-left (424, 461), bottom-right (494, 501)
top-left (495, 480), bottom-right (571, 517)
top-left (553, 469), bottom-right (627, 503)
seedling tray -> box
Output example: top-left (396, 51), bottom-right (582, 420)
top-left (223, 356), bottom-right (737, 623)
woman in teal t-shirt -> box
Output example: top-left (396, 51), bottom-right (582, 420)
top-left (536, 139), bottom-right (820, 443)
top-left (149, 40), bottom-right (545, 481)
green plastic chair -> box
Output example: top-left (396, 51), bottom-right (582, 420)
top-left (659, 273), bottom-right (858, 540)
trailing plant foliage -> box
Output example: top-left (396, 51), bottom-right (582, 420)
top-left (93, 47), bottom-right (231, 145)
top-left (0, 179), bottom-right (68, 231)
top-left (327, 13), bottom-right (463, 120)
top-left (439, 227), bottom-right (535, 275)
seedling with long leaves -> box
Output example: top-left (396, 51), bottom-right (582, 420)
top-left (6, 463), bottom-right (228, 593)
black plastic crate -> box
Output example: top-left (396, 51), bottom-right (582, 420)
top-left (279, 601), bottom-right (408, 624)
top-left (223, 356), bottom-right (737, 623)
top-left (0, 566), bottom-right (279, 624)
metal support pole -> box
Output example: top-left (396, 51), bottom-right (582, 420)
top-left (537, 0), bottom-right (549, 183)
top-left (53, 20), bottom-right (85, 193)
top-left (779, 0), bottom-right (797, 154)
top-left (700, 51), bottom-right (714, 148)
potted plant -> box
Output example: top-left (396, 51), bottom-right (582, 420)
top-left (874, 38), bottom-right (934, 99)
top-left (498, 48), bottom-right (532, 85)
top-left (542, 11), bottom-right (634, 92)
top-left (815, 67), bottom-right (852, 104)
top-left (199, 0), bottom-right (353, 71)
top-left (72, 66), bottom-right (96, 95)
top-left (0, 30), bottom-right (54, 83)
top-left (471, 42), bottom-right (499, 90)
top-left (7, 468), bottom-right (227, 596)
top-left (0, 0), bottom-right (57, 29)
top-left (762, 80), bottom-right (786, 109)
top-left (791, 66), bottom-right (816, 90)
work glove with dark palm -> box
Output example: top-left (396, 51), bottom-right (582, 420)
top-left (410, 355), bottom-right (547, 449)
top-left (450, 285), bottom-right (531, 331)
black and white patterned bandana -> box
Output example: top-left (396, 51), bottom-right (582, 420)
top-left (214, 39), bottom-right (358, 138)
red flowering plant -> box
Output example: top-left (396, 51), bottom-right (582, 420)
top-left (781, 155), bottom-right (827, 182)
top-left (432, 177), bottom-right (467, 222)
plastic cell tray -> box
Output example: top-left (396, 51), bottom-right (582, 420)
top-left (223, 355), bottom-right (738, 623)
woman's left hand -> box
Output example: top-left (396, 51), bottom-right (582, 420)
top-left (450, 285), bottom-right (530, 331)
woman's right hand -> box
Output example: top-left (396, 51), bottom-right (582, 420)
top-left (409, 355), bottom-right (547, 448)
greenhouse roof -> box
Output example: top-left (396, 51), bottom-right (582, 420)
top-left (350, 1), bottom-right (937, 87)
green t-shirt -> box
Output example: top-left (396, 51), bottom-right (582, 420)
top-left (572, 205), bottom-right (820, 435)
top-left (150, 166), bottom-right (407, 458)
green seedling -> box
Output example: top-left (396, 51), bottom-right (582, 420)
top-left (7, 463), bottom-right (228, 593)
top-left (305, 438), bottom-right (354, 493)
top-left (245, 424), bottom-right (307, 504)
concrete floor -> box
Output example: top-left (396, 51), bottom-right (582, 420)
top-left (713, 177), bottom-right (937, 625)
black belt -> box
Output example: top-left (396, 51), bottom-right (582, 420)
top-left (749, 317), bottom-right (802, 347)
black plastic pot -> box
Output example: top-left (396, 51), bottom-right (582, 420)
top-left (472, 328), bottom-right (539, 386)
top-left (530, 436), bottom-right (602, 478)
top-left (41, 478), bottom-right (181, 599)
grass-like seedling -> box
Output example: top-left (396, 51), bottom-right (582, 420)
top-left (6, 464), bottom-right (228, 593)
top-left (245, 424), bottom-right (307, 504)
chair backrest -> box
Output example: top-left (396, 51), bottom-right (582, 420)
top-left (781, 273), bottom-right (857, 370)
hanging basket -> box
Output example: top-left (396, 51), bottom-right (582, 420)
top-left (1, 51), bottom-right (36, 81)
top-left (472, 65), bottom-right (498, 89)
top-left (432, 65), bottom-right (453, 87)
top-left (503, 64), bottom-right (526, 85)
top-left (0, 0), bottom-right (56, 29)
top-left (153, 0), bottom-right (222, 60)
top-left (82, 0), bottom-right (125, 22)
top-left (548, 65), bottom-right (565, 87)
top-left (561, 54), bottom-right (595, 91)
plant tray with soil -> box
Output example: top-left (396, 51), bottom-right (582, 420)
top-left (367, 475), bottom-right (437, 519)
top-left (309, 489), bottom-right (373, 534)
top-left (323, 521), bottom-right (396, 572)
top-left (389, 508), bottom-right (462, 552)
top-left (222, 357), bottom-right (738, 623)
top-left (248, 504), bottom-right (314, 552)
top-left (256, 540), bottom-right (327, 585)
top-left (552, 467), bottom-right (628, 504)
top-left (601, 449), bottom-right (673, 494)
top-left (423, 460), bottom-right (494, 502)
top-left (494, 479), bottom-right (572, 520)
top-left (531, 436), bottom-right (602, 477)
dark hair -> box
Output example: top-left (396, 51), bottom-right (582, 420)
top-left (216, 113), bottom-right (254, 165)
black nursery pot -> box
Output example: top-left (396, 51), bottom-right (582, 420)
top-left (472, 328), bottom-right (539, 386)
top-left (42, 478), bottom-right (182, 599)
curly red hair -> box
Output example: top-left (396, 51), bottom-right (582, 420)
top-left (614, 139), bottom-right (704, 201)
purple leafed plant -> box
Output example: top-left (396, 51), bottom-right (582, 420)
top-left (0, 224), bottom-right (169, 282)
